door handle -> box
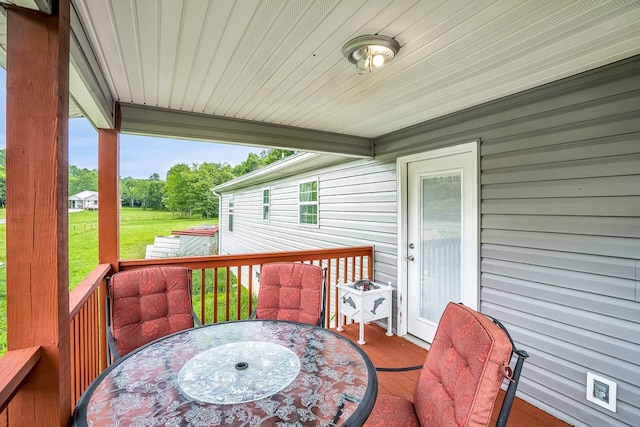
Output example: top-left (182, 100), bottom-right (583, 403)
top-left (406, 255), bottom-right (415, 261)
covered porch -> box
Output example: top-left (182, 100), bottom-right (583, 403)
top-left (1, 248), bottom-right (571, 426)
top-left (1, 1), bottom-right (639, 426)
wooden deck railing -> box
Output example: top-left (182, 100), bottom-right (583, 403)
top-left (119, 245), bottom-right (375, 326)
top-left (0, 346), bottom-right (43, 414)
top-left (68, 263), bottom-right (111, 410)
top-left (0, 245), bottom-right (374, 424)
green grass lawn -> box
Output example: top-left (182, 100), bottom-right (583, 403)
top-left (0, 207), bottom-right (219, 355)
top-left (69, 208), bottom-right (218, 286)
top-left (191, 269), bottom-right (255, 324)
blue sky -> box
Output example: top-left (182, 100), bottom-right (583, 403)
top-left (0, 69), bottom-right (261, 179)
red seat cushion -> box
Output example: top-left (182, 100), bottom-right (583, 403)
top-left (413, 303), bottom-right (512, 427)
top-left (110, 266), bottom-right (195, 356)
top-left (365, 303), bottom-right (512, 427)
top-left (364, 395), bottom-right (420, 427)
top-left (256, 262), bottom-right (323, 325)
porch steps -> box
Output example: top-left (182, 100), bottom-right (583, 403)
top-left (144, 235), bottom-right (181, 258)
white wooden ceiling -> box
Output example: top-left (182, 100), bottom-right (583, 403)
top-left (3, 0), bottom-right (640, 153)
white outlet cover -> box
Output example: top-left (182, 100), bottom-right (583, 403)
top-left (586, 372), bottom-right (617, 412)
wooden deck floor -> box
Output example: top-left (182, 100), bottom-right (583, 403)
top-left (335, 323), bottom-right (572, 427)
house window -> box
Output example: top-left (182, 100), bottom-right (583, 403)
top-left (228, 195), bottom-right (234, 231)
top-left (298, 179), bottom-right (318, 225)
top-left (262, 188), bottom-right (270, 221)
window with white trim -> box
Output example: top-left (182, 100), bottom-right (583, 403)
top-left (228, 194), bottom-right (234, 231)
top-left (262, 188), bottom-right (270, 221)
top-left (298, 179), bottom-right (318, 226)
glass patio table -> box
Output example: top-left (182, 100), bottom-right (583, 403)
top-left (72, 320), bottom-right (377, 426)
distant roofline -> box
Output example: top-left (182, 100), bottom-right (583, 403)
top-left (213, 152), bottom-right (350, 192)
top-left (171, 226), bottom-right (219, 237)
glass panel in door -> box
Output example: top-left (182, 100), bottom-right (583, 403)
top-left (419, 172), bottom-right (461, 325)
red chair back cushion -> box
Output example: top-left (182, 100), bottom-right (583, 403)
top-left (110, 266), bottom-right (195, 357)
top-left (413, 302), bottom-right (512, 427)
top-left (256, 262), bottom-right (323, 325)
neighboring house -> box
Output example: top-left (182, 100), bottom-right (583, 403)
top-left (214, 57), bottom-right (640, 427)
top-left (68, 190), bottom-right (99, 210)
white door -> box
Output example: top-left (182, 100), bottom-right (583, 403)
top-left (406, 145), bottom-right (478, 343)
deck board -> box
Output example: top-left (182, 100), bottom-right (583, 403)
top-left (335, 323), bottom-right (572, 427)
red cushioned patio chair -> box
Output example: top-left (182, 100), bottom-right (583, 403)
top-left (252, 262), bottom-right (326, 327)
top-left (365, 302), bottom-right (529, 427)
top-left (106, 266), bottom-right (202, 362)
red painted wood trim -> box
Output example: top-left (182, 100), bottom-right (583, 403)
top-left (68, 264), bottom-right (111, 318)
top-left (119, 246), bottom-right (375, 270)
top-left (98, 279), bottom-right (108, 372)
top-left (68, 264), bottom-right (111, 410)
top-left (98, 104), bottom-right (121, 268)
top-left (236, 266), bottom-right (242, 320)
top-left (5, 1), bottom-right (72, 425)
top-left (225, 267), bottom-right (231, 321)
top-left (213, 268), bottom-right (219, 323)
top-left (0, 347), bottom-right (43, 413)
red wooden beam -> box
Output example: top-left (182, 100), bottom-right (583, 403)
top-left (98, 105), bottom-right (121, 269)
top-left (5, 1), bottom-right (72, 424)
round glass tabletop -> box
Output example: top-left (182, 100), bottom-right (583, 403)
top-left (73, 320), bottom-right (377, 426)
top-left (178, 340), bottom-right (300, 404)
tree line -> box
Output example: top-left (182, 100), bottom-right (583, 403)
top-left (0, 148), bottom-right (293, 217)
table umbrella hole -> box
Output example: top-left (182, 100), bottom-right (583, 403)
top-left (235, 362), bottom-right (249, 370)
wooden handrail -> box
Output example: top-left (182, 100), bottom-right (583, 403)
top-left (0, 347), bottom-right (42, 413)
top-left (119, 246), bottom-right (374, 270)
top-left (69, 263), bottom-right (112, 318)
top-left (120, 246), bottom-right (375, 327)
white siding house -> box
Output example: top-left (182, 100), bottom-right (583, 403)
top-left (214, 56), bottom-right (640, 427)
top-left (68, 190), bottom-right (99, 210)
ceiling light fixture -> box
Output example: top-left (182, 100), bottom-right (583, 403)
top-left (342, 35), bottom-right (400, 75)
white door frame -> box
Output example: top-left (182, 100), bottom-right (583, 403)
top-left (396, 141), bottom-right (480, 338)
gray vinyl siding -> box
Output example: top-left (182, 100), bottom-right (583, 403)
top-left (375, 56), bottom-right (640, 427)
top-left (218, 56), bottom-right (640, 427)
top-left (219, 158), bottom-right (398, 284)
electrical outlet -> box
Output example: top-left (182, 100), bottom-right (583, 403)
top-left (586, 372), bottom-right (617, 412)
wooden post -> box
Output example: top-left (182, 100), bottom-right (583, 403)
top-left (98, 105), bottom-right (121, 269)
top-left (97, 107), bottom-right (120, 371)
top-left (5, 0), bottom-right (72, 425)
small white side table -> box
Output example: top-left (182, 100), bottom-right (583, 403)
top-left (336, 280), bottom-right (393, 344)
